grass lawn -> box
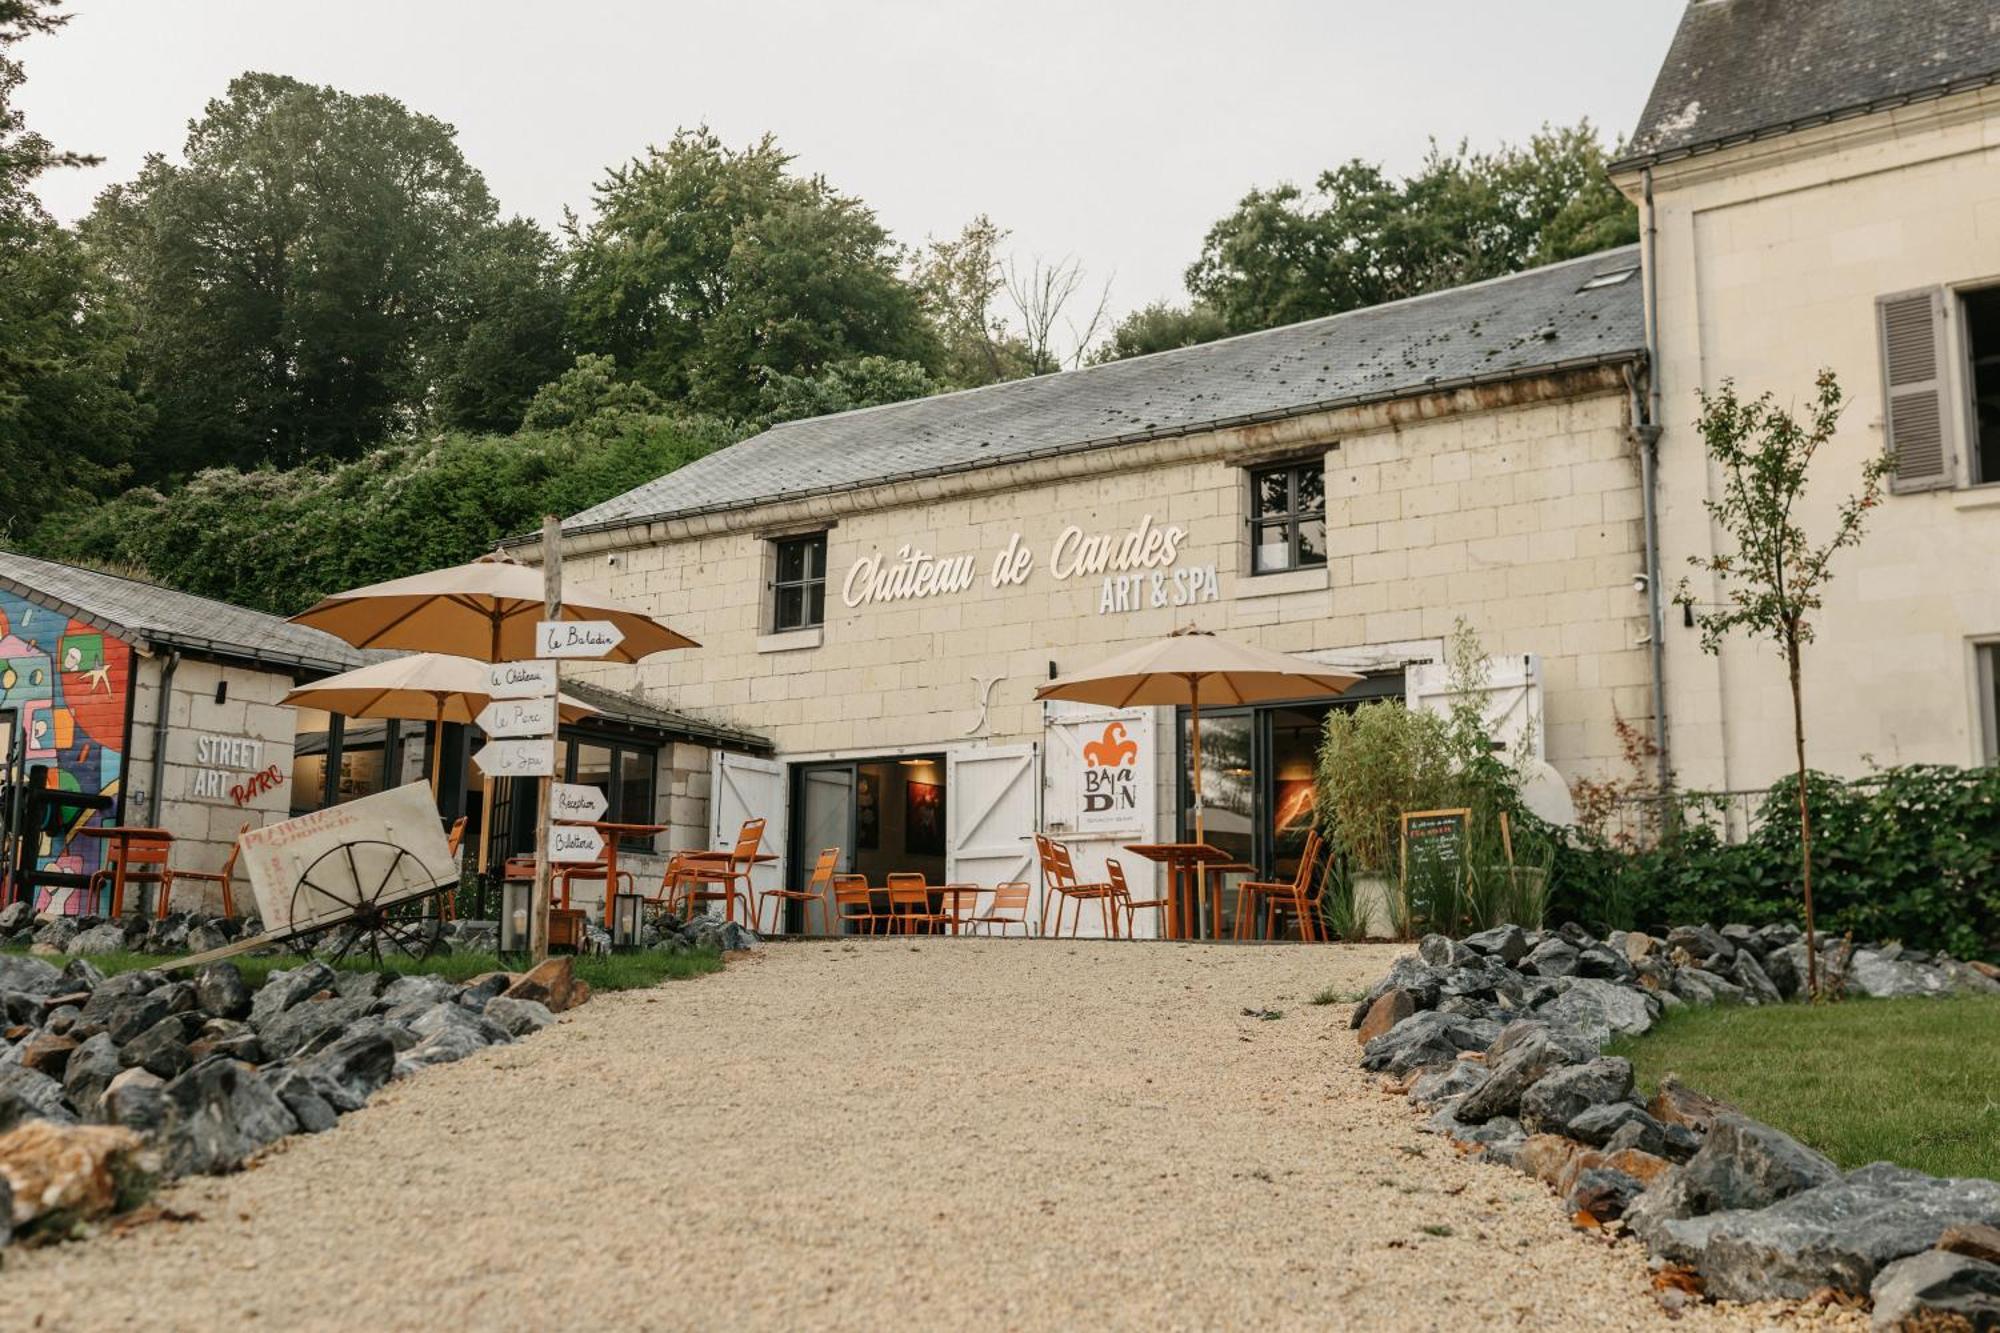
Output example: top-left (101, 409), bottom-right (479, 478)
top-left (1609, 996), bottom-right (2000, 1180)
top-left (2, 945), bottom-right (723, 992)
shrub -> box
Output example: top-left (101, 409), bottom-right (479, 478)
top-left (1546, 764), bottom-right (2000, 961)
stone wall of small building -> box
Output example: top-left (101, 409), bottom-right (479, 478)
top-left (124, 654), bottom-right (300, 914)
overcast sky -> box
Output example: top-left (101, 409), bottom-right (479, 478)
top-left (21, 1), bottom-right (1686, 335)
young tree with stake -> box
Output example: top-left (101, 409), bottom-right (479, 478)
top-left (1675, 370), bottom-right (1890, 1000)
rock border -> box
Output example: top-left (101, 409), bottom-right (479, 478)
top-left (1352, 922), bottom-right (2000, 1323)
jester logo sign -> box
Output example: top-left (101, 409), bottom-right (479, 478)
top-left (1079, 721), bottom-right (1141, 833)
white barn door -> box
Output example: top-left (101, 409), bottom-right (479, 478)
top-left (1406, 655), bottom-right (1545, 761)
top-left (709, 752), bottom-right (787, 930)
top-left (946, 743), bottom-right (1038, 922)
top-left (1042, 707), bottom-right (1159, 937)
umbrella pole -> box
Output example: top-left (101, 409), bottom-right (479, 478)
top-left (430, 700), bottom-right (445, 796)
top-left (1190, 688), bottom-right (1204, 941)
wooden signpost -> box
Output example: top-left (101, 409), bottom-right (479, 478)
top-left (475, 696), bottom-right (558, 739)
top-left (472, 736), bottom-right (556, 778)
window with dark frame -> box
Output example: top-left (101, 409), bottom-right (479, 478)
top-left (561, 736), bottom-right (658, 849)
top-left (1249, 460), bottom-right (1327, 574)
top-left (1979, 643), bottom-right (2000, 766)
top-left (1964, 287), bottom-right (2000, 486)
top-left (772, 532), bottom-right (827, 631)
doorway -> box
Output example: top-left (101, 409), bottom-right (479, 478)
top-left (785, 753), bottom-right (948, 931)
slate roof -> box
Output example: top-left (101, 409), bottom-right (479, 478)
top-left (0, 548), bottom-right (364, 674)
top-left (560, 677), bottom-right (770, 751)
top-left (1619, 0), bottom-right (2000, 168)
top-left (563, 247), bottom-right (1647, 534)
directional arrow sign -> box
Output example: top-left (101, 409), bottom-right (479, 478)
top-left (550, 782), bottom-right (609, 824)
top-left (536, 619), bottom-right (625, 659)
top-left (476, 696), bottom-right (557, 739)
top-left (472, 737), bottom-right (556, 778)
top-left (549, 822), bottom-right (605, 864)
top-left (486, 660), bottom-right (558, 699)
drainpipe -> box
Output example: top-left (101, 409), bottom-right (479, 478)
top-left (148, 651), bottom-right (179, 825)
top-left (1636, 164), bottom-right (1672, 797)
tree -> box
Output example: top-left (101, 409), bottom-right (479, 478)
top-left (519, 353), bottom-right (663, 434)
top-left (1675, 370), bottom-right (1890, 999)
top-left (86, 72), bottom-right (505, 478)
top-left (0, 0), bottom-right (143, 536)
top-left (757, 355), bottom-right (939, 425)
top-left (565, 127), bottom-right (938, 418)
top-left (1092, 301), bottom-right (1230, 363)
top-left (428, 217), bottom-right (571, 434)
top-left (1186, 121), bottom-right (1636, 334)
top-left (1004, 253), bottom-right (1111, 374)
top-left (908, 215), bottom-right (1034, 387)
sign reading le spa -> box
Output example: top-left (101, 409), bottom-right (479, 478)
top-left (841, 513), bottom-right (1221, 619)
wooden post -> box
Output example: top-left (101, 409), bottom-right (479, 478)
top-left (530, 514), bottom-right (561, 963)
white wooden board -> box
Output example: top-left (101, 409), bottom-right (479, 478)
top-left (240, 782), bottom-right (456, 934)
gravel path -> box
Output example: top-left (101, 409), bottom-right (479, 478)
top-left (6, 941), bottom-right (1859, 1331)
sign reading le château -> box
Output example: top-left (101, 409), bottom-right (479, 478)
top-left (486, 661), bottom-right (558, 699)
top-left (535, 619), bottom-right (625, 659)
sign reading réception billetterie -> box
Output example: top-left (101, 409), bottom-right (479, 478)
top-left (535, 619), bottom-right (624, 659)
top-left (550, 782), bottom-right (609, 824)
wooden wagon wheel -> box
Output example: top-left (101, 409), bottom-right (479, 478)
top-left (289, 839), bottom-right (448, 967)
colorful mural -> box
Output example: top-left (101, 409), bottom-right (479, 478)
top-left (0, 592), bottom-right (132, 913)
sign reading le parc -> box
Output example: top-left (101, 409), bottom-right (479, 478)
top-left (475, 697), bottom-right (557, 739)
top-left (841, 512), bottom-right (1221, 618)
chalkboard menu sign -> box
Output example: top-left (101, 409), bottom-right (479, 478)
top-left (1399, 807), bottom-right (1471, 885)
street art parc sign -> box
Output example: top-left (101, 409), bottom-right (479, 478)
top-left (840, 513), bottom-right (1221, 619)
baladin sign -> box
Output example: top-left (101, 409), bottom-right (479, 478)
top-left (1078, 720), bottom-right (1141, 833)
top-left (840, 513), bottom-right (1221, 618)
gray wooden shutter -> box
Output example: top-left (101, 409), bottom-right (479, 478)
top-left (1877, 288), bottom-right (1953, 492)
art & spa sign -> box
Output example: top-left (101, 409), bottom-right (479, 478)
top-left (840, 514), bottom-right (1221, 617)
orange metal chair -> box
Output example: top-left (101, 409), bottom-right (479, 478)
top-left (555, 840), bottom-right (637, 925)
top-left (833, 873), bottom-right (884, 935)
top-left (761, 847), bottom-right (838, 935)
top-left (1042, 838), bottom-right (1119, 938)
top-left (971, 881), bottom-right (1030, 936)
top-left (88, 833), bottom-right (174, 918)
top-left (1107, 858), bottom-right (1168, 938)
top-left (158, 823), bottom-right (247, 919)
top-left (681, 818), bottom-right (766, 924)
top-left (650, 852), bottom-right (694, 915)
top-left (1239, 829), bottom-right (1327, 941)
top-left (885, 872), bottom-right (946, 935)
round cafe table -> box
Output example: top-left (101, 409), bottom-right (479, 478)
top-left (582, 821), bottom-right (667, 927)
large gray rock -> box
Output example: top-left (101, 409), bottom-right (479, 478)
top-left (0, 899), bottom-right (33, 932)
top-left (60, 1031), bottom-right (122, 1118)
top-left (1348, 956), bottom-right (1446, 1027)
top-left (482, 996), bottom-right (554, 1037)
top-left (393, 1024), bottom-right (492, 1076)
top-left (158, 1056), bottom-right (299, 1176)
top-left (1520, 937), bottom-right (1579, 978)
top-left (1568, 1102), bottom-right (1671, 1154)
top-left (1846, 951), bottom-right (1952, 1000)
top-left (66, 921), bottom-right (136, 957)
top-left (1519, 1057), bottom-right (1635, 1135)
top-left (1680, 1113), bottom-right (1841, 1214)
top-left (1358, 1011), bottom-right (1500, 1076)
top-left (1939, 959), bottom-right (2000, 997)
top-left (1671, 967), bottom-right (1747, 1007)
top-left (288, 1029), bottom-right (396, 1113)
top-left (246, 961), bottom-right (337, 1029)
top-left (1727, 950), bottom-right (1784, 1005)
top-left (1461, 924), bottom-right (1529, 963)
top-left (0, 952), bottom-right (64, 996)
top-left (193, 963), bottom-right (253, 1020)
top-left (378, 973), bottom-right (458, 1010)
top-left (408, 1001), bottom-right (510, 1048)
top-left (1536, 977), bottom-right (1654, 1043)
top-left (1418, 934), bottom-right (1477, 968)
top-left (1407, 1061), bottom-right (1489, 1107)
top-left (256, 994), bottom-right (379, 1061)
top-left (1425, 1105), bottom-right (1525, 1152)
top-left (100, 1067), bottom-right (168, 1134)
top-left (1676, 1163), bottom-right (2000, 1302)
top-left (1667, 924), bottom-right (1735, 966)
top-left (0, 1063), bottom-right (77, 1129)
top-left (1455, 1027), bottom-right (1576, 1123)
top-left (266, 1070), bottom-right (339, 1134)
top-left (74, 987), bottom-right (169, 1044)
top-left (1868, 1248), bottom-right (2000, 1332)
top-left (119, 1015), bottom-right (194, 1080)
top-left (1574, 944), bottom-right (1638, 983)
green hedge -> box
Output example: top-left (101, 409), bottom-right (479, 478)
top-left (1547, 765), bottom-right (2000, 962)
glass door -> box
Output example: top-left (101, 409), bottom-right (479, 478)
top-left (790, 762), bottom-right (857, 932)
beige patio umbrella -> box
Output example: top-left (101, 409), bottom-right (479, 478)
top-left (1034, 628), bottom-right (1361, 934)
top-left (287, 551), bottom-right (698, 663)
top-left (281, 653), bottom-right (599, 871)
